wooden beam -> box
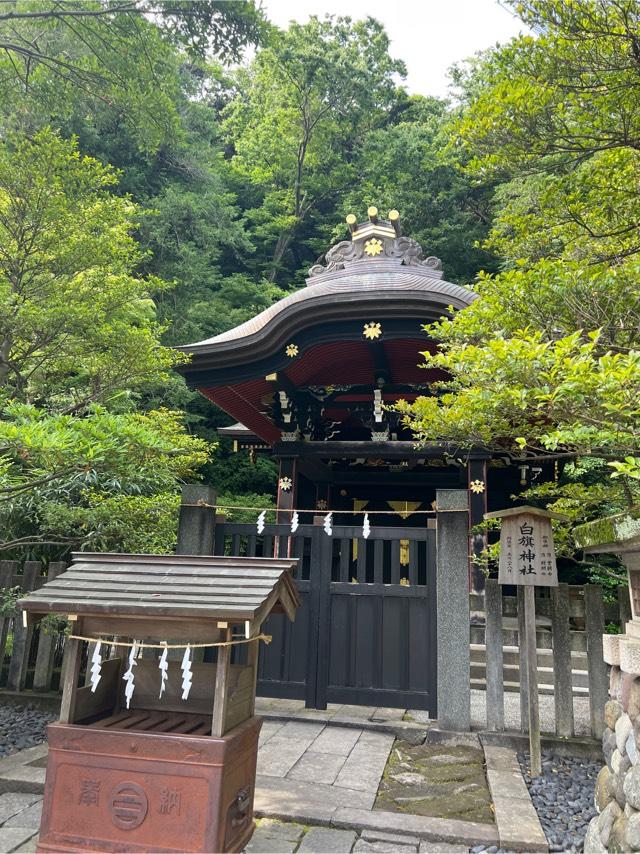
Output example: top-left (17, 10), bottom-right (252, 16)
top-left (211, 626), bottom-right (232, 737)
top-left (59, 636), bottom-right (83, 724)
top-left (273, 441), bottom-right (451, 459)
top-left (368, 341), bottom-right (391, 384)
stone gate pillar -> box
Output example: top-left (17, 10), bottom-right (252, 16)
top-left (436, 489), bottom-right (471, 731)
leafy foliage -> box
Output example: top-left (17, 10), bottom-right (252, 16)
top-left (0, 1), bottom-right (265, 152)
top-left (0, 130), bottom-right (210, 558)
top-left (223, 16), bottom-right (406, 283)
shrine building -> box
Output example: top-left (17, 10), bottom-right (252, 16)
top-left (177, 208), bottom-right (542, 714)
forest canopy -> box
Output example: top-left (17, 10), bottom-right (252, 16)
top-left (1, 0), bottom-right (637, 569)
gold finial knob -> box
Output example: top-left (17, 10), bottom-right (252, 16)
top-left (346, 213), bottom-right (357, 234)
top-left (367, 206), bottom-right (378, 223)
top-left (388, 209), bottom-right (401, 236)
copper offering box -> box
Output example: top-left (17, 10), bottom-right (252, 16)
top-left (19, 552), bottom-right (300, 853)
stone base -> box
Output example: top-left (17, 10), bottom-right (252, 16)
top-left (588, 652), bottom-right (640, 852)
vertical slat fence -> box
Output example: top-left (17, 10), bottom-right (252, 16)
top-left (33, 562), bottom-right (66, 692)
top-left (482, 582), bottom-right (612, 740)
top-left (584, 584), bottom-right (607, 739)
top-left (550, 583), bottom-right (574, 737)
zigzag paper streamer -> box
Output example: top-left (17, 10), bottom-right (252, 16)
top-left (89, 641), bottom-right (102, 694)
top-left (158, 643), bottom-right (168, 699)
top-left (181, 644), bottom-right (193, 701)
top-left (122, 641), bottom-right (139, 709)
top-left (291, 511), bottom-right (299, 533)
top-left (257, 510), bottom-right (266, 534)
top-left (323, 512), bottom-right (333, 536)
top-left (363, 513), bottom-right (371, 540)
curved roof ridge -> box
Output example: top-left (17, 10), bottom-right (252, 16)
top-left (181, 273), bottom-right (475, 353)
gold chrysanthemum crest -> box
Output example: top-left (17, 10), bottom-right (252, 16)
top-left (285, 343), bottom-right (299, 357)
top-left (364, 237), bottom-right (383, 257)
top-left (363, 322), bottom-right (382, 340)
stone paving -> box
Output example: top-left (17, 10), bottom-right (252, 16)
top-left (255, 720), bottom-right (395, 814)
top-left (0, 793), bottom-right (41, 853)
top-left (0, 698), bottom-right (551, 853)
top-left (245, 819), bottom-right (472, 853)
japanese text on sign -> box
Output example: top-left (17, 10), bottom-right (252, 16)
top-left (497, 513), bottom-right (558, 587)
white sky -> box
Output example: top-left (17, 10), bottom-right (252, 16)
top-left (261, 0), bottom-right (528, 98)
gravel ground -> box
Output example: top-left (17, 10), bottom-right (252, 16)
top-left (0, 703), bottom-right (56, 758)
top-left (519, 751), bottom-right (599, 852)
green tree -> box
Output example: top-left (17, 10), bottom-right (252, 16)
top-left (399, 0), bottom-right (640, 569)
top-left (223, 15), bottom-right (406, 283)
top-left (0, 128), bottom-right (175, 407)
top-left (340, 96), bottom-right (497, 283)
top-left (0, 1), bottom-right (266, 152)
top-left (454, 0), bottom-right (640, 266)
top-left (0, 129), bottom-right (210, 557)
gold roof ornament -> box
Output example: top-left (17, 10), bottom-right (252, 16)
top-left (363, 322), bottom-right (382, 340)
top-left (364, 238), bottom-right (383, 257)
top-left (308, 208), bottom-right (444, 278)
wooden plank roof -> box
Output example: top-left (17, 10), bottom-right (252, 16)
top-left (19, 552), bottom-right (300, 622)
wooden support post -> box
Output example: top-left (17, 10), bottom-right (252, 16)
top-left (584, 584), bottom-right (607, 739)
top-left (247, 634), bottom-right (259, 717)
top-left (467, 456), bottom-right (488, 593)
top-left (0, 560), bottom-right (17, 671)
top-left (550, 583), bottom-right (574, 737)
top-left (524, 586), bottom-right (541, 777)
top-left (59, 636), bottom-right (83, 724)
top-left (7, 561), bottom-right (40, 691)
top-left (619, 583), bottom-right (632, 628)
top-left (517, 586), bottom-right (529, 733)
top-left (212, 626), bottom-right (232, 737)
top-left (275, 456), bottom-right (297, 557)
top-left (484, 579), bottom-right (504, 731)
top-left (33, 562), bottom-right (66, 692)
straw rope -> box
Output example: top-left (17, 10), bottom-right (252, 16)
top-left (68, 633), bottom-right (272, 650)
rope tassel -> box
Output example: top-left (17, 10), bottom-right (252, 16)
top-left (181, 644), bottom-right (193, 701)
top-left (89, 640), bottom-right (102, 693)
top-left (122, 641), bottom-right (139, 709)
top-left (158, 643), bottom-right (168, 699)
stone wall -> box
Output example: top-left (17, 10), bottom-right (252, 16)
top-left (585, 634), bottom-right (640, 852)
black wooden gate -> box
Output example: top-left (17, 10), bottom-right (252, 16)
top-left (213, 521), bottom-right (437, 712)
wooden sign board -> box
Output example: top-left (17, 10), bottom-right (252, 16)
top-left (497, 511), bottom-right (558, 587)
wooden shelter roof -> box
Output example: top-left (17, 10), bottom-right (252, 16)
top-left (19, 552), bottom-right (300, 623)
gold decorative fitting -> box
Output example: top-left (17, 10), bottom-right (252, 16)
top-left (470, 479), bottom-right (486, 494)
top-left (316, 499), bottom-right (328, 510)
top-left (388, 209), bottom-right (400, 221)
top-left (364, 237), bottom-right (383, 257)
top-left (279, 476), bottom-right (293, 492)
top-left (285, 343), bottom-right (299, 358)
top-left (399, 577), bottom-right (410, 586)
top-left (363, 322), bottom-right (382, 340)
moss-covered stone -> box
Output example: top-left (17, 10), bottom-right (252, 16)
top-left (574, 512), bottom-right (640, 552)
top-left (374, 740), bottom-right (494, 825)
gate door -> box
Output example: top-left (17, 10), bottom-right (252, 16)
top-left (212, 521), bottom-right (437, 713)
